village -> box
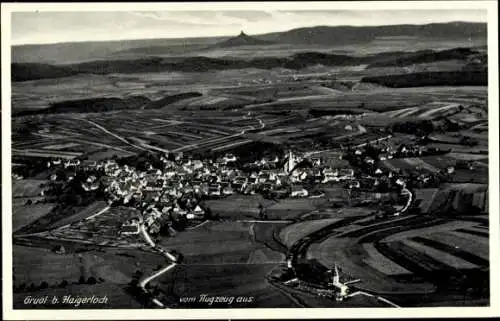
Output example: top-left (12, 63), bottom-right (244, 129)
top-left (26, 136), bottom-right (463, 242)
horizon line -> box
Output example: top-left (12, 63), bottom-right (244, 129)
top-left (11, 20), bottom-right (486, 47)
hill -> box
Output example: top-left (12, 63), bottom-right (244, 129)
top-left (361, 70), bottom-right (487, 88)
top-left (11, 22), bottom-right (486, 64)
top-left (366, 47), bottom-right (483, 68)
top-left (12, 47), bottom-right (485, 82)
top-left (212, 31), bottom-right (275, 48)
top-left (258, 22), bottom-right (486, 45)
top-left (13, 96), bottom-right (151, 116)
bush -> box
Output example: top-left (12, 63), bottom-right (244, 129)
top-left (87, 277), bottom-right (97, 285)
top-left (58, 280), bottom-right (69, 288)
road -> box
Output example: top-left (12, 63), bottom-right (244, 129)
top-left (137, 223), bottom-right (179, 308)
top-left (352, 134), bottom-right (392, 148)
top-left (173, 116), bottom-right (265, 153)
top-left (82, 119), bottom-right (148, 152)
top-left (281, 186), bottom-right (415, 307)
top-left (303, 124), bottom-right (368, 157)
top-left (14, 204), bottom-right (111, 237)
top-left (394, 188), bottom-right (413, 216)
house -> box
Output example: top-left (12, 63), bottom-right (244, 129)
top-left (198, 183), bottom-right (210, 195)
top-left (190, 205), bottom-right (205, 218)
top-left (243, 185), bottom-right (256, 195)
top-left (192, 160), bottom-right (204, 170)
top-left (209, 184), bottom-right (221, 197)
top-left (64, 159), bottom-right (80, 168)
top-left (232, 183), bottom-right (244, 193)
top-left (222, 154), bottom-right (237, 164)
top-left (233, 176), bottom-right (247, 185)
top-left (349, 181), bottom-right (361, 189)
top-left (258, 173), bottom-right (269, 183)
top-left (222, 185), bottom-right (234, 196)
top-left (291, 169), bottom-right (307, 181)
top-left (291, 186), bottom-right (308, 198)
top-left (338, 169), bottom-right (354, 179)
top-left (53, 245), bottom-right (66, 254)
top-left (364, 157), bottom-right (375, 165)
top-left (120, 224), bottom-right (140, 235)
top-left (311, 158), bottom-right (321, 166)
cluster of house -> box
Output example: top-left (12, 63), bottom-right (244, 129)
top-left (44, 150), bottom-right (363, 235)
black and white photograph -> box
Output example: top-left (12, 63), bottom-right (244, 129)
top-left (1, 1), bottom-right (499, 319)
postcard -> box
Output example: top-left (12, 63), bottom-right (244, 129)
top-left (2, 1), bottom-right (499, 319)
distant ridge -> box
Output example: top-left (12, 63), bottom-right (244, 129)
top-left (258, 21), bottom-right (486, 45)
top-left (11, 22), bottom-right (486, 64)
top-left (11, 47), bottom-right (484, 82)
top-left (212, 31), bottom-right (275, 48)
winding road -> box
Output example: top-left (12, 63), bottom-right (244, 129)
top-left (283, 186), bottom-right (414, 307)
top-left (137, 222), bottom-right (180, 308)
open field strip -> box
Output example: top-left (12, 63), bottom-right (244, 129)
top-left (48, 201), bottom-right (109, 231)
top-left (462, 225), bottom-right (490, 235)
top-left (447, 153), bottom-right (489, 161)
top-left (414, 232), bottom-right (489, 262)
top-left (381, 220), bottom-right (478, 243)
top-left (362, 243), bottom-right (411, 276)
top-left (402, 157), bottom-right (440, 173)
top-left (211, 139), bottom-right (253, 152)
top-left (418, 103), bottom-right (461, 118)
top-left (396, 107), bottom-right (428, 118)
top-left (400, 239), bottom-right (478, 269)
top-left (12, 179), bottom-right (46, 197)
top-left (448, 229), bottom-right (489, 244)
top-left (385, 107), bottom-right (419, 118)
top-left (81, 119), bottom-right (148, 151)
top-left (278, 219), bottom-right (341, 248)
top-left (452, 228), bottom-right (488, 238)
top-left (12, 148), bottom-right (82, 159)
top-left (67, 138), bottom-right (135, 153)
top-left (165, 131), bottom-right (203, 140)
top-left (41, 142), bottom-right (82, 150)
top-left (13, 204), bottom-right (56, 232)
top-left (414, 188), bottom-right (439, 213)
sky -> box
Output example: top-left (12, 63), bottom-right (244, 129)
top-left (11, 9), bottom-right (487, 45)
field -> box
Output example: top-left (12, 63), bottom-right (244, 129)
top-left (12, 245), bottom-right (169, 309)
top-left (302, 209), bottom-right (489, 304)
top-left (149, 220), bottom-right (300, 307)
top-left (204, 195), bottom-right (328, 221)
top-left (10, 23), bottom-right (489, 309)
top-left (13, 203), bottom-right (56, 232)
top-left (278, 219), bottom-right (341, 248)
top-left (12, 245), bottom-right (102, 287)
top-left (46, 201), bottom-right (109, 230)
top-left (12, 179), bottom-right (46, 198)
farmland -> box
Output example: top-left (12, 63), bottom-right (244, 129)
top-left (9, 21), bottom-right (490, 309)
top-left (306, 213), bottom-right (489, 305)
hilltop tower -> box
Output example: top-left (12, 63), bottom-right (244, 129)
top-left (284, 150), bottom-right (296, 174)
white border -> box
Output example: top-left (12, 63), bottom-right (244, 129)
top-left (2, 1), bottom-right (499, 319)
